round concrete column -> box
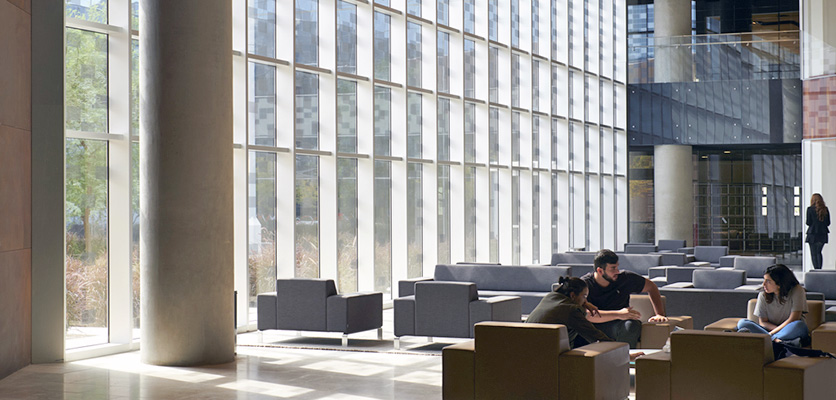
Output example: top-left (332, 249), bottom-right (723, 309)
top-left (654, 0), bottom-right (692, 83)
top-left (139, 0), bottom-right (234, 365)
top-left (654, 145), bottom-right (693, 246)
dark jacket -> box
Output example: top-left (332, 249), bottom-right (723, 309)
top-left (806, 206), bottom-right (830, 244)
top-left (526, 291), bottom-right (612, 347)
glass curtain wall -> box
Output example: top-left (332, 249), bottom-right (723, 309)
top-left (237, 0), bottom-right (628, 307)
top-left (62, 0), bottom-right (630, 348)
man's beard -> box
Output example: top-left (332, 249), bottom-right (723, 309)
top-left (603, 272), bottom-right (617, 283)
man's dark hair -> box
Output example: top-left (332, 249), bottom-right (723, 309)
top-left (594, 249), bottom-right (619, 271)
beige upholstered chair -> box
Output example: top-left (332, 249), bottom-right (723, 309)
top-left (635, 330), bottom-right (836, 400)
top-left (704, 299), bottom-right (825, 333)
top-left (442, 321), bottom-right (629, 400)
top-left (630, 294), bottom-right (693, 348)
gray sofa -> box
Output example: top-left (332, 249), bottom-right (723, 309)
top-left (660, 269), bottom-right (824, 329)
top-left (804, 271), bottom-right (836, 321)
top-left (550, 252), bottom-right (597, 276)
top-left (623, 243), bottom-right (658, 254)
top-left (398, 263), bottom-right (572, 314)
top-left (393, 281), bottom-right (521, 347)
top-left (657, 239), bottom-right (686, 252)
top-left (257, 278), bottom-right (383, 346)
top-left (551, 252), bottom-right (665, 278)
top-left (690, 246), bottom-right (729, 267)
top-left (617, 253), bottom-right (664, 276)
top-left (728, 255), bottom-right (776, 285)
top-left (648, 265), bottom-right (714, 285)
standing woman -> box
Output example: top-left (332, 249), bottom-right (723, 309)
top-left (806, 193), bottom-right (830, 270)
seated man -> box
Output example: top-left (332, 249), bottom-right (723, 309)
top-left (580, 249), bottom-right (668, 348)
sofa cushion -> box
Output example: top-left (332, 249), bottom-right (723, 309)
top-left (415, 281), bottom-right (479, 338)
top-left (478, 290), bottom-right (549, 315)
top-left (670, 330), bottom-right (773, 399)
top-left (434, 264), bottom-right (570, 292)
top-left (805, 271), bottom-right (836, 300)
top-left (692, 269), bottom-right (746, 289)
top-left (624, 243), bottom-right (657, 254)
top-left (733, 256), bottom-right (776, 279)
top-left (652, 252), bottom-right (689, 266)
top-left (658, 239), bottom-right (686, 252)
top-left (275, 278), bottom-right (337, 331)
top-left (551, 252), bottom-right (596, 266)
top-left (618, 254), bottom-right (662, 275)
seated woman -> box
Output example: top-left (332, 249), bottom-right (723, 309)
top-left (526, 276), bottom-right (612, 348)
top-left (737, 264), bottom-right (809, 344)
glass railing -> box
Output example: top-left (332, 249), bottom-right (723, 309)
top-left (802, 30), bottom-right (836, 79)
top-left (629, 31), bottom-right (801, 84)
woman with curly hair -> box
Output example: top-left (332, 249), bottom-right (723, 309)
top-left (806, 193), bottom-right (830, 270)
top-left (526, 276), bottom-right (612, 348)
top-left (737, 264), bottom-right (809, 343)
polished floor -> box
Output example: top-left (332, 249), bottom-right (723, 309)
top-left (0, 344), bottom-right (443, 400)
top-left (1, 309), bottom-right (641, 400)
top-left (0, 340), bottom-right (642, 399)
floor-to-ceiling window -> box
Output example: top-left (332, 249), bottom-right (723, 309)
top-left (65, 0), bottom-right (136, 351)
top-left (63, 1), bottom-right (629, 350)
top-left (242, 0), bottom-right (628, 308)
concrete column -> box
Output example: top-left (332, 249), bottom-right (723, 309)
top-left (31, 0), bottom-right (66, 365)
top-left (654, 0), bottom-right (692, 83)
top-left (140, 0), bottom-right (234, 365)
top-left (654, 145), bottom-right (693, 246)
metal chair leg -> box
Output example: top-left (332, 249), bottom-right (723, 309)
top-left (342, 334), bottom-right (348, 347)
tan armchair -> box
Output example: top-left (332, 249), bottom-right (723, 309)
top-left (704, 299), bottom-right (825, 334)
top-left (442, 321), bottom-right (629, 400)
top-left (635, 330), bottom-right (836, 400)
top-left (630, 294), bottom-right (693, 348)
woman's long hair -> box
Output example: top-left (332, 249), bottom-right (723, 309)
top-left (811, 193), bottom-right (829, 222)
top-left (763, 264), bottom-right (800, 305)
top-left (555, 276), bottom-right (588, 298)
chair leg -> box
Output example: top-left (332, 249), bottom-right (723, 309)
top-left (258, 331), bottom-right (263, 344)
top-left (342, 334), bottom-right (348, 347)
top-left (394, 337), bottom-right (401, 350)
top-left (377, 328), bottom-right (383, 340)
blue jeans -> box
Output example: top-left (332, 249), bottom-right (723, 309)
top-left (736, 318), bottom-right (810, 342)
top-left (592, 319), bottom-right (642, 349)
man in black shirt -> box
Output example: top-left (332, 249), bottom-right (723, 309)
top-left (579, 249), bottom-right (668, 348)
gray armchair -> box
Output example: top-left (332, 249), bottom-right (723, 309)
top-left (730, 256), bottom-right (776, 285)
top-left (690, 246), bottom-right (729, 267)
top-left (805, 271), bottom-right (836, 321)
top-left (657, 239), bottom-right (686, 252)
top-left (257, 278), bottom-right (383, 346)
top-left (393, 281), bottom-right (520, 349)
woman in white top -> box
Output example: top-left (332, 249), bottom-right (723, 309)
top-left (736, 264), bottom-right (809, 343)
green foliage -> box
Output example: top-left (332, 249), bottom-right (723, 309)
top-left (65, 23), bottom-right (108, 133)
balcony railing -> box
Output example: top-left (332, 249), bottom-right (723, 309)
top-left (628, 31), bottom-right (801, 84)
